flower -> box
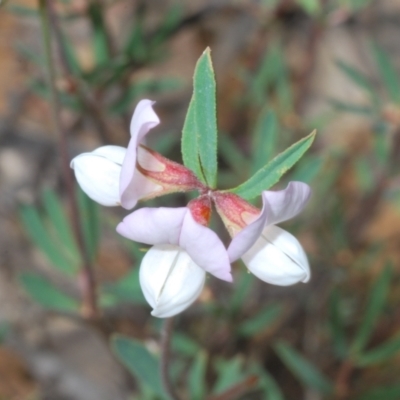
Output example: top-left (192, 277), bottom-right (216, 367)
top-left (139, 244), bottom-right (206, 318)
top-left (71, 99), bottom-right (202, 209)
top-left (116, 205), bottom-right (232, 282)
top-left (214, 182), bottom-right (311, 286)
top-left (116, 201), bottom-right (232, 317)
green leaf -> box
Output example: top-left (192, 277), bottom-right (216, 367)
top-left (356, 385), bottom-right (400, 400)
top-left (42, 189), bottom-right (81, 266)
top-left (19, 204), bottom-right (77, 274)
top-left (356, 335), bottom-right (400, 367)
top-left (88, 2), bottom-right (110, 66)
top-left (371, 42), bottom-right (400, 104)
top-left (171, 333), bottom-right (200, 357)
top-left (251, 365), bottom-right (284, 400)
top-left (111, 335), bottom-right (168, 399)
top-left (296, 0), bottom-right (321, 14)
top-left (229, 268), bottom-right (253, 315)
top-left (19, 272), bottom-right (79, 312)
top-left (188, 352), bottom-right (208, 400)
top-left (289, 155), bottom-right (323, 183)
top-left (218, 134), bottom-right (248, 179)
top-left (100, 268), bottom-right (146, 307)
top-left (238, 304), bottom-right (283, 337)
top-left (273, 340), bottom-right (333, 395)
top-left (329, 99), bottom-right (373, 115)
top-left (213, 357), bottom-right (245, 394)
top-left (328, 288), bottom-right (348, 359)
top-left (251, 109), bottom-right (279, 174)
top-left (229, 130), bottom-right (316, 200)
top-left (336, 60), bottom-right (378, 105)
top-left (77, 188), bottom-right (100, 262)
top-left (351, 266), bottom-right (391, 354)
top-left (182, 48), bottom-right (218, 187)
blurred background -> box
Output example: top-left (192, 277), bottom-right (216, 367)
top-left (1, 0), bottom-right (400, 399)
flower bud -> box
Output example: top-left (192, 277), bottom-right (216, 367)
top-left (71, 146), bottom-right (125, 206)
top-left (139, 244), bottom-right (206, 318)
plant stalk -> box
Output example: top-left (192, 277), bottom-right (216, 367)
top-left (38, 0), bottom-right (98, 319)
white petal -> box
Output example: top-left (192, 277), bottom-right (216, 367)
top-left (139, 244), bottom-right (206, 318)
top-left (91, 145), bottom-right (126, 165)
top-left (71, 148), bottom-right (124, 206)
top-left (242, 225), bottom-right (310, 286)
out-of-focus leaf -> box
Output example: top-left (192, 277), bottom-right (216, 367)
top-left (289, 155), bottom-right (323, 183)
top-left (0, 322), bottom-right (10, 343)
top-left (336, 60), bottom-right (377, 104)
top-left (229, 268), bottom-right (253, 315)
top-left (150, 4), bottom-right (183, 47)
top-left (20, 204), bottom-right (77, 275)
top-left (218, 134), bottom-right (248, 179)
top-left (351, 266), bottom-right (391, 354)
top-left (238, 304), bottom-right (283, 337)
top-left (251, 365), bottom-right (284, 400)
top-left (329, 99), bottom-right (373, 115)
top-left (15, 42), bottom-right (45, 67)
top-left (373, 131), bottom-right (390, 168)
top-left (273, 340), bottom-right (333, 395)
top-left (30, 79), bottom-right (82, 111)
top-left (329, 288), bottom-right (348, 359)
top-left (42, 189), bottom-right (81, 266)
top-left (188, 352), bottom-right (208, 400)
top-left (19, 272), bottom-right (79, 312)
top-left (111, 335), bottom-right (168, 399)
top-left (356, 335), bottom-right (400, 367)
top-left (296, 0), bottom-right (320, 14)
top-left (355, 385), bottom-right (400, 400)
top-left (110, 78), bottom-right (182, 115)
top-left (229, 130), bottom-right (316, 200)
top-left (88, 2), bottom-right (110, 66)
top-left (171, 333), bottom-right (201, 357)
top-left (77, 188), bottom-right (100, 262)
top-left (354, 156), bottom-right (375, 193)
top-left (182, 48), bottom-right (218, 187)
top-left (213, 357), bottom-right (245, 394)
top-left (100, 268), bottom-right (146, 307)
top-left (371, 42), bottom-right (400, 104)
top-left (251, 109), bottom-right (279, 174)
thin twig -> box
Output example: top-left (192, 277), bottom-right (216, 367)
top-left (39, 0), bottom-right (98, 319)
top-left (160, 318), bottom-right (181, 400)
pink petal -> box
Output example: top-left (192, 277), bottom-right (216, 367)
top-left (260, 181), bottom-right (311, 226)
top-left (116, 207), bottom-right (187, 244)
top-left (116, 207), bottom-right (232, 282)
top-left (119, 100), bottom-right (160, 209)
top-left (228, 182), bottom-right (311, 262)
top-left (179, 212), bottom-right (232, 282)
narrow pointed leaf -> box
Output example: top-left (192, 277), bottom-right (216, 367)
top-left (188, 352), bottom-right (208, 400)
top-left (356, 385), bottom-right (400, 400)
top-left (20, 204), bottom-right (77, 274)
top-left (371, 42), bottom-right (400, 104)
top-left (273, 340), bottom-right (333, 395)
top-left (111, 335), bottom-right (169, 399)
top-left (182, 48), bottom-right (218, 186)
top-left (19, 272), bottom-right (79, 312)
top-left (351, 266), bottom-right (391, 354)
top-left (356, 335), bottom-right (400, 367)
top-left (251, 109), bottom-right (279, 174)
top-left (229, 130), bottom-right (316, 200)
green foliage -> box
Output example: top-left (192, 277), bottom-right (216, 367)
top-left (182, 48), bottom-right (218, 187)
top-left (229, 130), bottom-right (316, 199)
top-left (212, 357), bottom-right (246, 394)
top-left (238, 304), bottom-right (283, 337)
top-left (188, 352), bottom-right (208, 400)
top-left (273, 340), bottom-right (334, 395)
top-left (19, 272), bottom-right (79, 312)
top-left (351, 266), bottom-right (392, 354)
top-left (111, 335), bottom-right (168, 399)
top-left (356, 385), bottom-right (400, 400)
